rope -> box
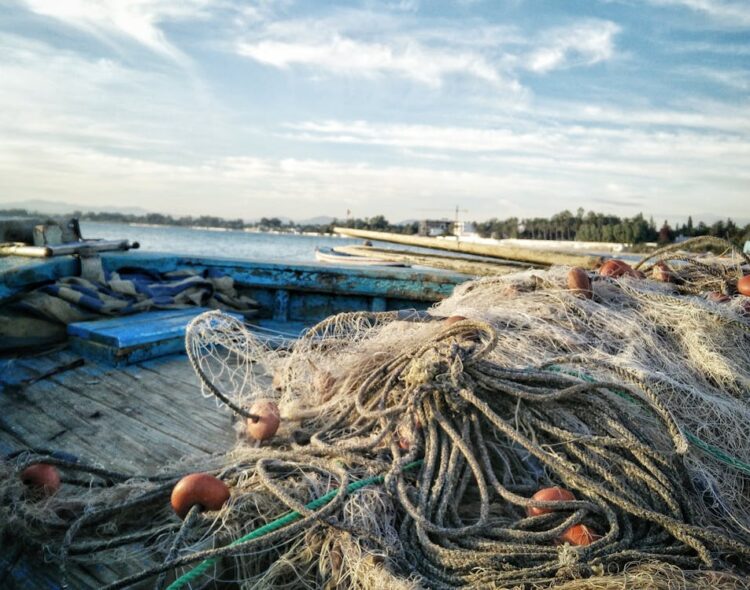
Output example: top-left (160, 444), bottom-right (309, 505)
top-left (166, 460), bottom-right (423, 590)
top-left (542, 365), bottom-right (750, 475)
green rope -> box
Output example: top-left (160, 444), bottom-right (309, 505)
top-left (544, 365), bottom-right (750, 476)
top-left (167, 460), bottom-right (423, 590)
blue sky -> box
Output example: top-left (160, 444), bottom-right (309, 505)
top-left (0, 0), bottom-right (748, 223)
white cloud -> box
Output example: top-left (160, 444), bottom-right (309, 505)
top-left (0, 141), bottom-right (566, 219)
top-left (284, 118), bottom-right (750, 167)
top-left (17, 0), bottom-right (210, 62)
top-left (0, 32), bottom-right (222, 162)
top-left (238, 36), bottom-right (514, 88)
top-left (645, 0), bottom-right (750, 27)
top-left (234, 12), bottom-right (619, 88)
top-left (542, 101), bottom-right (750, 133)
top-left (2, 135), bottom-right (745, 221)
top-left (677, 66), bottom-right (750, 91)
top-left (277, 116), bottom-right (750, 221)
top-left (526, 21), bottom-right (620, 73)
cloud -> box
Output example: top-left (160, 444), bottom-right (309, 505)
top-left (676, 66), bottom-right (750, 91)
top-left (277, 117), bottom-right (750, 221)
top-left (644, 0), bottom-right (750, 27)
top-left (16, 0), bottom-right (211, 62)
top-left (234, 11), bottom-right (619, 89)
top-left (284, 118), bottom-right (750, 163)
top-left (0, 141), bottom-right (569, 219)
top-left (526, 21), bottom-right (620, 73)
top-left (0, 32), bottom-right (222, 162)
top-left (3, 135), bottom-right (745, 221)
top-left (236, 34), bottom-right (512, 89)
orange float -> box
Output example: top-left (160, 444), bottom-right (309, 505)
top-left (21, 463), bottom-right (61, 496)
top-left (246, 399), bottom-right (281, 442)
top-left (558, 524), bottom-right (601, 546)
top-left (171, 473), bottom-right (230, 519)
top-left (567, 268), bottom-right (592, 299)
top-left (527, 486), bottom-right (575, 517)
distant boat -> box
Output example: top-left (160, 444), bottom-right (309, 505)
top-left (314, 246), bottom-right (408, 267)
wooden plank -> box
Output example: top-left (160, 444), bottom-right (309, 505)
top-left (46, 368), bottom-right (233, 459)
top-left (2, 251), bottom-right (469, 307)
top-left (5, 352), bottom-right (233, 471)
top-left (68, 308), bottom-right (243, 365)
top-left (95, 252), bottom-right (468, 301)
top-left (66, 308), bottom-right (208, 342)
top-left (334, 227), bottom-right (603, 269)
top-left (337, 245), bottom-right (530, 276)
top-left (0, 351), bottom-right (235, 588)
top-left (69, 335), bottom-right (189, 366)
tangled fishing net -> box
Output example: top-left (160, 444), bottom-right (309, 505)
top-left (2, 237), bottom-right (750, 589)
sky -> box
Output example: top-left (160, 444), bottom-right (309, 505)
top-left (0, 0), bottom-right (748, 224)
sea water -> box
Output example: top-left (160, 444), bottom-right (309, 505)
top-left (80, 221), bottom-right (361, 263)
top-left (79, 221), bottom-right (635, 265)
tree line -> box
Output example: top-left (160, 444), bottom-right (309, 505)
top-left (474, 209), bottom-right (750, 245)
top-left (1, 207), bottom-right (748, 246)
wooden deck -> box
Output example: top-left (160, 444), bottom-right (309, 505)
top-left (0, 347), bottom-right (236, 589)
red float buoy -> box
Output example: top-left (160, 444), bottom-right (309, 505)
top-left (651, 261), bottom-right (675, 283)
top-left (527, 486), bottom-right (575, 517)
top-left (567, 268), bottom-right (592, 299)
top-left (171, 473), bottom-right (230, 519)
top-left (444, 315), bottom-right (467, 326)
top-left (246, 399), bottom-right (281, 442)
top-left (558, 524), bottom-right (601, 546)
top-left (707, 291), bottom-right (730, 303)
top-left (21, 463), bottom-right (61, 496)
top-left (599, 259), bottom-right (638, 279)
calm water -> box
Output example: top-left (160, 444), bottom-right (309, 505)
top-left (80, 222), bottom-right (362, 263)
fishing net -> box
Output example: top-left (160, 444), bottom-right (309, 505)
top-left (2, 237), bottom-right (750, 589)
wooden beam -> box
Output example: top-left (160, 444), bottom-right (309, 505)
top-left (333, 228), bottom-right (603, 269)
top-left (336, 246), bottom-right (527, 276)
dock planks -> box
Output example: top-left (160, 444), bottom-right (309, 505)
top-left (0, 348), bottom-right (237, 589)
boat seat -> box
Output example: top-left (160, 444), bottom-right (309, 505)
top-left (68, 310), bottom-right (312, 365)
top-left (68, 308), bottom-right (241, 365)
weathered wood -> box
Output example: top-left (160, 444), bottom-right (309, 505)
top-left (0, 239), bottom-right (135, 258)
top-left (337, 245), bottom-right (528, 276)
top-left (67, 308), bottom-right (246, 366)
top-left (0, 350), bottom-right (239, 588)
top-left (333, 227), bottom-right (603, 269)
top-left (1, 251), bottom-right (468, 304)
top-left (2, 351), bottom-right (234, 472)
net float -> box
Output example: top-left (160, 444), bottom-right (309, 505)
top-left (651, 261), bottom-right (675, 283)
top-left (21, 463), bottom-right (61, 496)
top-left (738, 275), bottom-right (750, 296)
top-left (707, 291), bottom-right (730, 303)
top-left (171, 473), bottom-right (230, 519)
top-left (558, 524), bottom-right (601, 546)
top-left (567, 268), bottom-right (592, 299)
top-left (527, 486), bottom-right (575, 516)
top-left (246, 399), bottom-right (280, 442)
top-left (396, 415), bottom-right (421, 451)
top-left (444, 315), bottom-right (467, 326)
top-left (598, 259), bottom-right (638, 279)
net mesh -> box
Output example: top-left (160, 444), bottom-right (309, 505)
top-left (2, 237), bottom-right (750, 589)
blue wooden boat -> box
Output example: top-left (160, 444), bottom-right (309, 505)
top-left (0, 248), bottom-right (469, 589)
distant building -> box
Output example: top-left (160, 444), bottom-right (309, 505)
top-left (419, 219), bottom-right (454, 237)
top-left (455, 221), bottom-right (477, 237)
